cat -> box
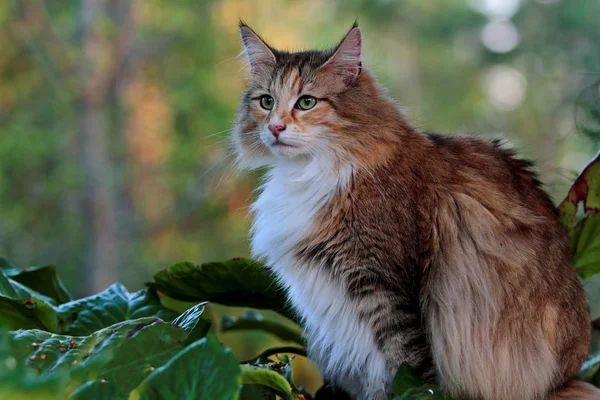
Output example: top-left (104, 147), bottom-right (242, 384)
top-left (232, 21), bottom-right (598, 400)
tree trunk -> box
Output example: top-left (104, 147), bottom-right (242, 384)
top-left (78, 0), bottom-right (120, 294)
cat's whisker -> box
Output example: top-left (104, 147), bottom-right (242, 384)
top-left (201, 127), bottom-right (236, 140)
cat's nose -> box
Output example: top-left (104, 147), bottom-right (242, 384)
top-left (268, 124), bottom-right (286, 138)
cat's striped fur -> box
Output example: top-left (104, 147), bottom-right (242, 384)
top-left (233, 22), bottom-right (596, 400)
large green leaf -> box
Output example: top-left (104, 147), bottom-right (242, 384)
top-left (57, 285), bottom-right (179, 336)
top-left (150, 258), bottom-right (297, 322)
top-left (129, 334), bottom-right (241, 400)
top-left (7, 317), bottom-right (198, 398)
top-left (69, 319), bottom-right (210, 398)
top-left (94, 323), bottom-right (189, 397)
top-left (7, 318), bottom-right (166, 379)
top-left (0, 257), bottom-right (71, 305)
top-left (221, 311), bottom-right (304, 346)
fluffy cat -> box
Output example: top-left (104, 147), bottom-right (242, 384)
top-left (232, 21), bottom-right (597, 400)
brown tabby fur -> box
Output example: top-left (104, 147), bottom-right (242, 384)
top-left (233, 22), bottom-right (596, 400)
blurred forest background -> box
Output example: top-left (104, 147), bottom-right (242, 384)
top-left (1, 0), bottom-right (599, 298)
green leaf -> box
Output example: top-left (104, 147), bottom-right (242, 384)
top-left (221, 311), bottom-right (304, 346)
top-left (156, 294), bottom-right (199, 314)
top-left (6, 317), bottom-right (194, 398)
top-left (0, 257), bottom-right (71, 304)
top-left (0, 267), bottom-right (58, 305)
top-left (127, 289), bottom-right (180, 322)
top-left (171, 302), bottom-right (211, 345)
top-left (240, 364), bottom-right (294, 400)
top-left (7, 318), bottom-right (164, 378)
top-left (150, 258), bottom-right (297, 323)
top-left (570, 214), bottom-right (600, 278)
top-left (57, 285), bottom-right (178, 336)
top-left (0, 269), bottom-right (63, 332)
top-left (584, 274), bottom-right (600, 321)
top-left (0, 296), bottom-right (61, 332)
top-left (558, 152), bottom-right (600, 279)
top-left (129, 334), bottom-right (240, 400)
top-left (95, 322), bottom-right (189, 396)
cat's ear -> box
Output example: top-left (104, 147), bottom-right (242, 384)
top-left (319, 23), bottom-right (362, 87)
top-left (239, 21), bottom-right (276, 76)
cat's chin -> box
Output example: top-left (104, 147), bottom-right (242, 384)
top-left (268, 142), bottom-right (303, 158)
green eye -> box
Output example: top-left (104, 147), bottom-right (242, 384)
top-left (260, 95), bottom-right (274, 110)
top-left (296, 95), bottom-right (317, 110)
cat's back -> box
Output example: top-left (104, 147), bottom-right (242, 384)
top-left (347, 132), bottom-right (559, 239)
top-left (420, 132), bottom-right (555, 215)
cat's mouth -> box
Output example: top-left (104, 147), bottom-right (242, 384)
top-left (271, 141), bottom-right (298, 148)
top-left (268, 140), bottom-right (301, 157)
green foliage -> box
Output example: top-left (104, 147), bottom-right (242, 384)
top-left (149, 258), bottom-right (298, 323)
top-left (559, 152), bottom-right (600, 279)
top-left (0, 258), bottom-right (303, 399)
top-left (2, 153), bottom-right (600, 399)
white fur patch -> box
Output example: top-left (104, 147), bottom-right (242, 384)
top-left (250, 158), bottom-right (388, 397)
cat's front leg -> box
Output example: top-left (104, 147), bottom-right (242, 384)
top-left (340, 266), bottom-right (433, 398)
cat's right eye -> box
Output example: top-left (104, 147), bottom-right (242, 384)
top-left (259, 95), bottom-right (274, 110)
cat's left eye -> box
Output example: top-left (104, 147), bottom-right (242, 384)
top-left (260, 95), bottom-right (275, 110)
top-left (296, 96), bottom-right (317, 110)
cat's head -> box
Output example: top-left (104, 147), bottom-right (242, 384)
top-left (233, 22), bottom-right (402, 171)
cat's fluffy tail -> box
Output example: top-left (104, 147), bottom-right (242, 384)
top-left (546, 380), bottom-right (600, 399)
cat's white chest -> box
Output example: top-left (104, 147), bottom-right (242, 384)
top-left (250, 163), bottom-right (388, 395)
top-left (249, 163), bottom-right (334, 268)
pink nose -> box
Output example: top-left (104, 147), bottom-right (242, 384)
top-left (268, 124), bottom-right (286, 138)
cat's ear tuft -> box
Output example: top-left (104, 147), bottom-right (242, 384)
top-left (239, 22), bottom-right (276, 76)
top-left (320, 24), bottom-right (362, 87)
